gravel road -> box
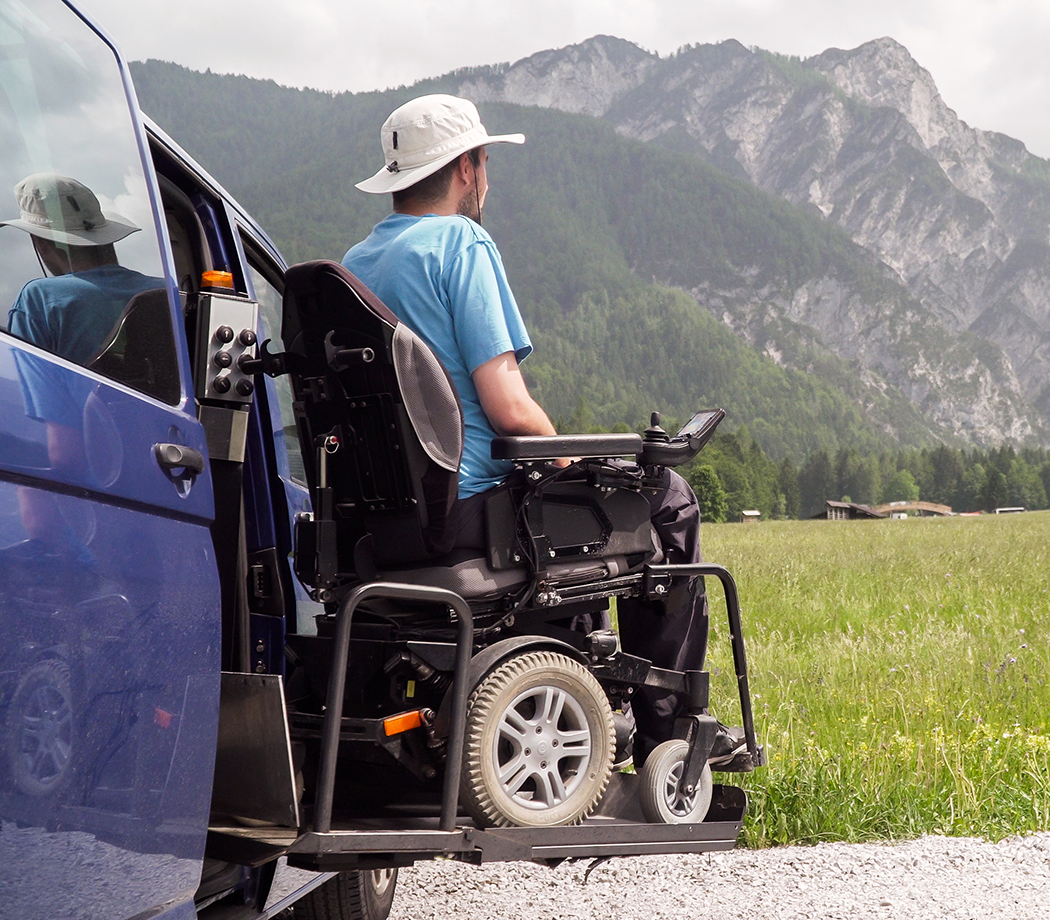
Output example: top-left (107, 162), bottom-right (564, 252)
top-left (379, 833), bottom-right (1050, 920)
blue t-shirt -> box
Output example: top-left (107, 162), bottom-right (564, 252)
top-left (343, 214), bottom-right (532, 499)
top-left (7, 264), bottom-right (164, 366)
top-left (7, 265), bottom-right (165, 428)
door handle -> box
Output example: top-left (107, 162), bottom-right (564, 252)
top-left (154, 442), bottom-right (205, 475)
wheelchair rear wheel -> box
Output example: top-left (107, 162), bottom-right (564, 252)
top-left (460, 650), bottom-right (615, 828)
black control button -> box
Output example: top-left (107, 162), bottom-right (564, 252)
top-left (238, 329), bottom-right (257, 347)
top-left (213, 350), bottom-right (233, 368)
top-left (215, 325), bottom-right (234, 344)
top-left (212, 375), bottom-right (231, 394)
top-left (236, 379), bottom-right (254, 397)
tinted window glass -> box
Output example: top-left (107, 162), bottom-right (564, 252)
top-left (247, 257), bottom-right (305, 484)
top-left (0, 0), bottom-right (178, 403)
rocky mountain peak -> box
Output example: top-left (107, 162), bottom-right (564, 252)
top-left (452, 33), bottom-right (1050, 445)
top-left (809, 38), bottom-right (958, 154)
top-left (458, 35), bottom-right (656, 117)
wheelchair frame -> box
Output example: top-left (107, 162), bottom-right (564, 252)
top-left (203, 259), bottom-right (764, 870)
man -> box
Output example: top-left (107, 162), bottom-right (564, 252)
top-left (343, 95), bottom-right (740, 766)
top-left (3, 173), bottom-right (160, 365)
top-left (343, 96), bottom-right (552, 508)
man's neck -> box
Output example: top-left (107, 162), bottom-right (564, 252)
top-left (393, 198), bottom-right (457, 218)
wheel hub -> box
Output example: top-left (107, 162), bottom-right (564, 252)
top-left (494, 685), bottom-right (592, 810)
top-left (663, 760), bottom-right (695, 816)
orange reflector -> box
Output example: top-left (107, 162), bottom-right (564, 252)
top-left (202, 270), bottom-right (235, 289)
top-left (384, 710), bottom-right (424, 736)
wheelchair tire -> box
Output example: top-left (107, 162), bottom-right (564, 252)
top-left (294, 869), bottom-right (397, 920)
top-left (5, 659), bottom-right (77, 798)
top-left (638, 738), bottom-right (713, 824)
top-left (460, 650), bottom-right (614, 828)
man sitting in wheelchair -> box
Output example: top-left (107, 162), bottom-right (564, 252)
top-left (276, 94), bottom-right (760, 830)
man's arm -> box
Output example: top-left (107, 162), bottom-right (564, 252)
top-left (473, 353), bottom-right (574, 468)
top-left (472, 351), bottom-right (556, 437)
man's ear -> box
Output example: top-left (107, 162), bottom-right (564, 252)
top-left (453, 151), bottom-right (474, 185)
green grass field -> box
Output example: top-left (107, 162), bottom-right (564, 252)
top-left (699, 511), bottom-right (1050, 846)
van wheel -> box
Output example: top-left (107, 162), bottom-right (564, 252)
top-left (5, 660), bottom-right (77, 797)
top-left (461, 651), bottom-right (615, 828)
top-left (295, 869), bottom-right (397, 920)
top-left (638, 739), bottom-right (713, 824)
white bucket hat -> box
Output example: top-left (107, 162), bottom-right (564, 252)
top-left (356, 94), bottom-right (524, 195)
top-left (0, 173), bottom-right (140, 246)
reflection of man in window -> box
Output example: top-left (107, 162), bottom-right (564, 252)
top-left (2, 173), bottom-right (161, 363)
top-left (0, 175), bottom-right (161, 567)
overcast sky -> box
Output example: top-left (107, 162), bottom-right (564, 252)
top-left (80, 0), bottom-right (1050, 158)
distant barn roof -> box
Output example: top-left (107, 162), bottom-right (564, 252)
top-left (814, 500), bottom-right (887, 520)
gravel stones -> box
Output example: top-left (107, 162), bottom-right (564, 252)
top-left (385, 834), bottom-right (1050, 920)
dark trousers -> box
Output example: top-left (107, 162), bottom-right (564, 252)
top-left (450, 467), bottom-right (708, 761)
top-left (616, 468), bottom-right (708, 763)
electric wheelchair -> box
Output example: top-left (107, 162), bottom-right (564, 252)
top-left (265, 260), bottom-right (761, 832)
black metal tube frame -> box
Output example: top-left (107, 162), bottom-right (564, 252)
top-left (645, 563), bottom-right (760, 765)
top-left (313, 582), bottom-right (474, 834)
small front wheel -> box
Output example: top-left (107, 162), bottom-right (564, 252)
top-left (638, 739), bottom-right (713, 824)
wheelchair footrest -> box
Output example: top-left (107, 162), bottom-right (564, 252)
top-left (709, 742), bottom-right (765, 773)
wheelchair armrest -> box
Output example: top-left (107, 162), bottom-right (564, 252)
top-left (491, 433), bottom-right (643, 462)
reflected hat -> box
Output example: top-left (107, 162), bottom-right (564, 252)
top-left (0, 173), bottom-right (140, 246)
top-left (356, 94), bottom-right (524, 195)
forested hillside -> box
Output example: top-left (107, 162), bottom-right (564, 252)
top-left (130, 61), bottom-right (1050, 517)
top-left (134, 61), bottom-right (948, 459)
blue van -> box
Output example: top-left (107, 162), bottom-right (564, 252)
top-left (0, 2), bottom-right (760, 918)
top-left (0, 3), bottom-right (353, 915)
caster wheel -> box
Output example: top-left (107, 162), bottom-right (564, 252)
top-left (638, 738), bottom-right (713, 824)
top-left (461, 650), bottom-right (615, 828)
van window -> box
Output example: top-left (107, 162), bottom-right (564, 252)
top-left (246, 256), bottom-right (306, 484)
top-left (0, 0), bottom-right (179, 404)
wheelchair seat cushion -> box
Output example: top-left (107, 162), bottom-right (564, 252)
top-left (379, 545), bottom-right (659, 603)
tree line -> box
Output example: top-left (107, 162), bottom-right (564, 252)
top-left (673, 435), bottom-right (1050, 522)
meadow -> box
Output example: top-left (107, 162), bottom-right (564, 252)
top-left (699, 511), bottom-right (1050, 846)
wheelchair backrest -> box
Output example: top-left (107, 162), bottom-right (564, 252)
top-left (86, 288), bottom-right (181, 405)
top-left (281, 260), bottom-right (463, 573)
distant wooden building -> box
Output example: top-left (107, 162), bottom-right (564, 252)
top-left (816, 500), bottom-right (887, 521)
top-left (741, 510), bottom-right (761, 523)
top-left (871, 500), bottom-right (952, 518)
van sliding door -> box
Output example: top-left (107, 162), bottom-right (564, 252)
top-left (0, 2), bottom-right (219, 918)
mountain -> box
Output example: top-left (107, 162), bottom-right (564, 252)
top-left (130, 36), bottom-right (1050, 457)
top-left (454, 36), bottom-right (1050, 445)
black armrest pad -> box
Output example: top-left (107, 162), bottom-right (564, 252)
top-left (491, 434), bottom-right (643, 462)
